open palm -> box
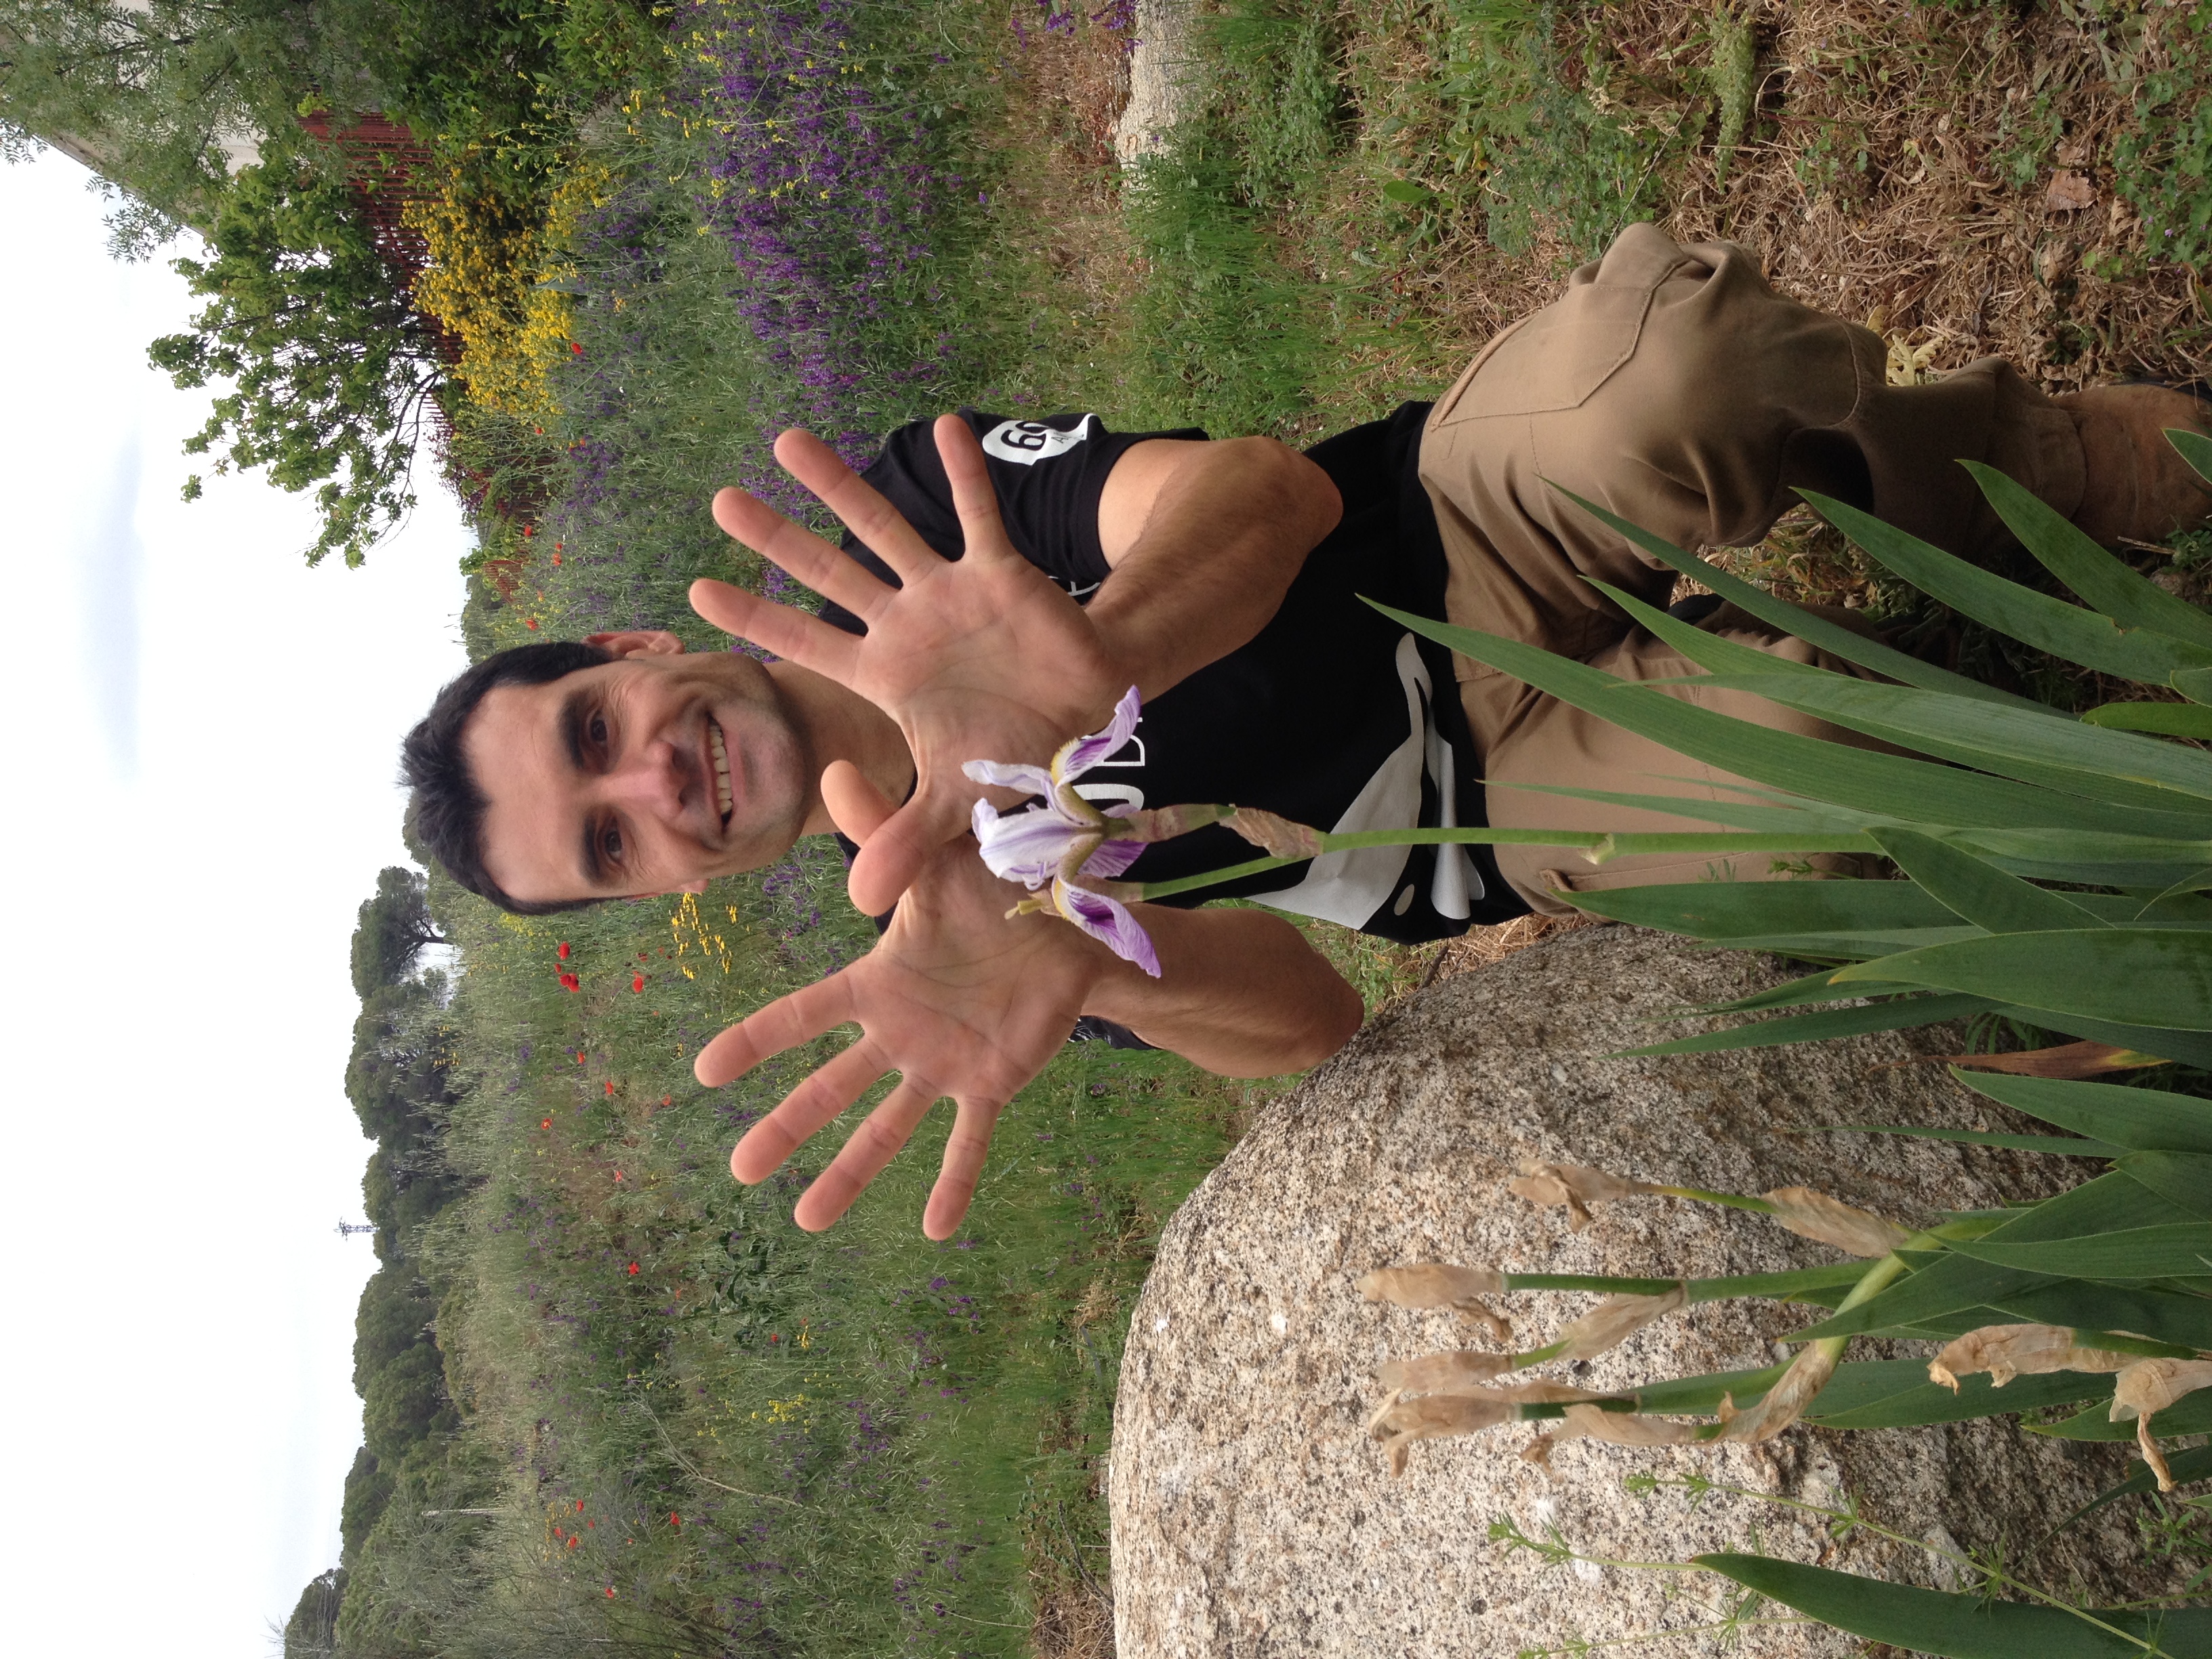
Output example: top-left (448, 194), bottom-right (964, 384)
top-left (694, 416), bottom-right (1128, 916)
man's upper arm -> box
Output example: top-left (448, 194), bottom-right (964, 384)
top-left (1095, 438), bottom-right (1217, 568)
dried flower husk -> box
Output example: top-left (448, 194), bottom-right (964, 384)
top-left (1928, 1324), bottom-right (2134, 1392)
top-left (1508, 1162), bottom-right (1664, 1231)
top-left (1369, 1389), bottom-right (1517, 1477)
top-left (2110, 1357), bottom-right (2212, 1491)
top-left (1119, 803), bottom-right (1234, 842)
top-left (1761, 1187), bottom-right (1913, 1257)
top-left (1378, 1349), bottom-right (1517, 1393)
top-left (1715, 1342), bottom-right (1840, 1442)
top-left (1225, 807), bottom-right (1326, 859)
top-left (1356, 1263), bottom-right (1511, 1340)
top-left (1549, 1284), bottom-right (1687, 1362)
top-left (1525, 1401), bottom-right (1703, 1468)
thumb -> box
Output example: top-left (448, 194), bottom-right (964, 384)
top-left (821, 760), bottom-right (897, 844)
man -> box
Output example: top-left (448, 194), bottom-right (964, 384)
top-left (403, 226), bottom-right (2212, 1238)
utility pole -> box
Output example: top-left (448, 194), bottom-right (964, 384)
top-left (335, 1218), bottom-right (377, 1239)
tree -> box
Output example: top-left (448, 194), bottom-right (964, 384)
top-left (281, 1565), bottom-right (347, 1658)
top-left (350, 865), bottom-right (443, 997)
top-left (147, 136), bottom-right (447, 567)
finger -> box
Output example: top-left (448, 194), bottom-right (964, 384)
top-left (694, 972), bottom-right (858, 1089)
top-left (922, 1095), bottom-right (1007, 1241)
top-left (710, 487), bottom-right (903, 621)
top-left (729, 1038), bottom-right (888, 1185)
top-left (845, 790), bottom-right (973, 918)
top-left (821, 760), bottom-right (897, 844)
top-left (792, 1080), bottom-right (941, 1232)
top-left (687, 578), bottom-right (863, 679)
top-left (771, 429), bottom-right (955, 589)
top-left (933, 415), bottom-right (1022, 569)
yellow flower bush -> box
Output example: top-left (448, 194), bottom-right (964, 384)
top-left (405, 161), bottom-right (611, 424)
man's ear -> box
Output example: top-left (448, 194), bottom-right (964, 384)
top-left (585, 630), bottom-right (686, 659)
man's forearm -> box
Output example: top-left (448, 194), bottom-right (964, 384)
top-left (1087, 437), bottom-right (1343, 699)
top-left (1081, 902), bottom-right (1364, 1077)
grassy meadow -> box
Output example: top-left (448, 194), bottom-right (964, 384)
top-left (258, 0), bottom-right (2212, 1654)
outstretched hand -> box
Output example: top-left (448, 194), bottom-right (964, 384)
top-left (695, 417), bottom-right (1128, 916)
top-left (695, 762), bottom-right (1113, 1238)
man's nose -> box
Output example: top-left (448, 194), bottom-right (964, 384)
top-left (604, 737), bottom-right (686, 817)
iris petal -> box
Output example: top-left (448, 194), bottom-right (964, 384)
top-left (1086, 839), bottom-right (1146, 879)
top-left (1053, 686), bottom-right (1143, 781)
top-left (972, 800), bottom-right (1090, 888)
top-left (1052, 880), bottom-right (1161, 977)
top-left (963, 759), bottom-right (1057, 798)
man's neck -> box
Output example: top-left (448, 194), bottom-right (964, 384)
top-left (766, 661), bottom-right (914, 835)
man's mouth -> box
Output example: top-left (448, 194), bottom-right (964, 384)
top-left (708, 717), bottom-right (734, 826)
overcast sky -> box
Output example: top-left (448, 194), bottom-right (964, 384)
top-left (0, 148), bottom-right (472, 1654)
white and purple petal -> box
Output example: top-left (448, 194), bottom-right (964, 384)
top-left (1051, 880), bottom-right (1161, 977)
top-left (1083, 839), bottom-right (1147, 880)
top-left (962, 758), bottom-right (1058, 798)
top-left (971, 800), bottom-right (1090, 888)
top-left (1051, 686), bottom-right (1143, 781)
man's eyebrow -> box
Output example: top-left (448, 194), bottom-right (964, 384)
top-left (559, 689), bottom-right (603, 887)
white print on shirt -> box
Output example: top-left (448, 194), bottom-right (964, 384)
top-left (981, 414), bottom-right (1094, 466)
top-left (1069, 733), bottom-right (1147, 819)
top-left (1244, 633), bottom-right (1481, 928)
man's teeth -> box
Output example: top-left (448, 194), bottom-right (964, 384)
top-left (708, 719), bottom-right (733, 820)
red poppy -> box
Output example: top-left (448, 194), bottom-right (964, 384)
top-left (575, 1500), bottom-right (585, 1512)
top-left (670, 1513), bottom-right (681, 1527)
top-left (661, 1095), bottom-right (672, 1107)
top-left (557, 942), bottom-right (571, 960)
top-left (558, 972), bottom-right (580, 992)
top-left (571, 341), bottom-right (584, 354)
top-left (524, 617), bottom-right (539, 630)
top-left (551, 552), bottom-right (562, 566)
top-left (627, 1261), bottom-right (640, 1275)
top-left (769, 1333), bottom-right (779, 1344)
top-left (605, 1079), bottom-right (615, 1096)
top-left (605, 1588), bottom-right (615, 1598)
top-left (520, 525), bottom-right (533, 537)
top-left (567, 1536), bottom-right (579, 1549)
top-left (575, 1052), bottom-right (585, 1065)
top-left (613, 1170), bottom-right (623, 1181)
top-left (540, 1118), bottom-right (551, 1130)
top-left (631, 974), bottom-right (645, 993)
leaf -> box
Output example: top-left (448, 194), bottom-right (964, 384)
top-left (2031, 1387), bottom-right (2212, 1443)
top-left (1833, 930), bottom-right (2212, 1032)
top-left (1994, 1280), bottom-right (2212, 1351)
top-left (1829, 1124), bottom-right (2127, 1157)
top-left (1794, 1255), bottom-right (2061, 1341)
top-left (2168, 426), bottom-right (2212, 488)
top-left (1696, 1553), bottom-right (2212, 1656)
top-left (1690, 964), bottom-right (1942, 1014)
top-left (2175, 665), bottom-right (2212, 708)
top-left (2116, 1151), bottom-right (2212, 1219)
top-left (1498, 778), bottom-right (1874, 834)
top-left (1951, 1224), bottom-right (2212, 1278)
top-left (1806, 488), bottom-right (2212, 684)
top-left (1961, 460), bottom-right (2212, 651)
top-left (1676, 672), bottom-right (2212, 811)
top-left (1366, 600), bottom-right (2166, 833)
top-left (1871, 827), bottom-right (2108, 934)
top-left (1563, 878), bottom-right (1962, 940)
top-left (1715, 926), bottom-right (1988, 958)
top-left (1629, 1361), bottom-right (1786, 1417)
top-left (2082, 701), bottom-right (2212, 739)
top-left (1954, 1079), bottom-right (2212, 1155)
top-left (1381, 178), bottom-right (1429, 203)
top-left (1931, 1042), bottom-right (2170, 1080)
top-left (1618, 995), bottom-right (1992, 1057)
top-left (1803, 1358), bottom-right (2113, 1429)
top-left (2052, 1443), bottom-right (2212, 1533)
top-left (1988, 1006), bottom-right (2212, 1071)
top-left (1547, 483), bottom-right (2054, 712)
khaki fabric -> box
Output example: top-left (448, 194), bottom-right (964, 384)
top-left (1420, 224), bottom-right (2087, 914)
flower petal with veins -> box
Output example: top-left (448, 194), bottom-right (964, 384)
top-left (1054, 686), bottom-right (1144, 777)
top-left (962, 758), bottom-right (1058, 798)
top-left (1052, 880), bottom-right (1161, 977)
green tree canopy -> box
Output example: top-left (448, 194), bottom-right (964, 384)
top-left (350, 865), bottom-right (443, 997)
top-left (281, 1565), bottom-right (346, 1658)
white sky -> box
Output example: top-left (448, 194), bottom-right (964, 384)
top-left (0, 150), bottom-right (471, 1652)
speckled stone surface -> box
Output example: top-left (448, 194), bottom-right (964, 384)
top-left (1111, 924), bottom-right (2147, 1659)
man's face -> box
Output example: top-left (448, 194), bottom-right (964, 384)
top-left (466, 632), bottom-right (811, 905)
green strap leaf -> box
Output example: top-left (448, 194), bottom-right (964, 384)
top-left (1794, 1256), bottom-right (2061, 1341)
top-left (1366, 600), bottom-right (2165, 832)
top-left (1618, 994), bottom-right (1991, 1057)
top-left (2168, 426), bottom-right (2212, 488)
top-left (1629, 1361), bottom-right (1786, 1416)
top-left (2116, 1152), bottom-right (2212, 1219)
top-left (1804, 1359), bottom-right (2112, 1430)
top-left (1972, 1170), bottom-right (2201, 1240)
top-left (2083, 701), bottom-right (2212, 739)
top-left (1961, 459), bottom-right (2212, 651)
top-left (1547, 482), bottom-right (2056, 711)
top-left (1498, 778), bottom-right (1875, 834)
top-left (2175, 665), bottom-right (2212, 707)
top-left (1994, 1280), bottom-right (2212, 1351)
top-left (1950, 1224), bottom-right (2212, 1278)
top-left (1562, 878), bottom-right (1961, 940)
top-left (1872, 827), bottom-right (2108, 934)
top-left (1696, 1553), bottom-right (2212, 1656)
top-left (1672, 672), bottom-right (2212, 810)
top-left (1689, 965), bottom-right (1939, 1013)
top-left (1807, 487), bottom-right (2212, 684)
top-left (2030, 1389), bottom-right (2212, 1444)
top-left (1988, 1006), bottom-right (2212, 1071)
top-left (1833, 930), bottom-right (2212, 1032)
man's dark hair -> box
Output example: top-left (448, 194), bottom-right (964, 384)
top-left (402, 640), bottom-right (613, 916)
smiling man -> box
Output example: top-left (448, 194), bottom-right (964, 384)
top-left (403, 224), bottom-right (2212, 1239)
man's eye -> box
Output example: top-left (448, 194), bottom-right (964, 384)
top-left (588, 712), bottom-right (609, 750)
top-left (602, 824), bottom-right (624, 866)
